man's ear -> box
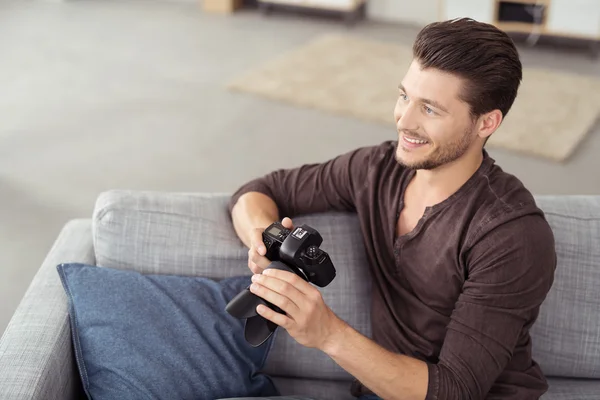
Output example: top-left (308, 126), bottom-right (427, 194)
top-left (477, 109), bottom-right (503, 140)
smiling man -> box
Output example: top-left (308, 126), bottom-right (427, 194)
top-left (227, 18), bottom-right (556, 400)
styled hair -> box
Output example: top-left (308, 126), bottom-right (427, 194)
top-left (413, 18), bottom-right (523, 119)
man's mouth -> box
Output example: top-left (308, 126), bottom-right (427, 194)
top-left (403, 136), bottom-right (429, 145)
top-left (401, 133), bottom-right (430, 148)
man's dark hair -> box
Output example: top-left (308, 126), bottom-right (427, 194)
top-left (413, 18), bottom-right (522, 119)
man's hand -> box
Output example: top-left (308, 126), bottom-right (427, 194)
top-left (249, 267), bottom-right (348, 351)
top-left (251, 265), bottom-right (429, 400)
top-left (247, 217), bottom-right (294, 274)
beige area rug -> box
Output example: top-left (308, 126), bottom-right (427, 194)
top-left (227, 34), bottom-right (600, 162)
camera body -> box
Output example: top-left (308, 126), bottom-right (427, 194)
top-left (225, 222), bottom-right (336, 346)
top-left (261, 222), bottom-right (336, 287)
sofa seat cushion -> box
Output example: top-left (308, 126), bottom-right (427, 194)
top-left (271, 377), bottom-right (355, 400)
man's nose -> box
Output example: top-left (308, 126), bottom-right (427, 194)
top-left (397, 103), bottom-right (420, 132)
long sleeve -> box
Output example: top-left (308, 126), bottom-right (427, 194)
top-left (426, 213), bottom-right (556, 400)
top-left (227, 143), bottom-right (386, 218)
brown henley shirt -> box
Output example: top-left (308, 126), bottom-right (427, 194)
top-left (228, 140), bottom-right (556, 400)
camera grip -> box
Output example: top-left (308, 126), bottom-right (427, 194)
top-left (224, 261), bottom-right (293, 347)
top-left (226, 261), bottom-right (293, 320)
top-left (265, 261), bottom-right (309, 282)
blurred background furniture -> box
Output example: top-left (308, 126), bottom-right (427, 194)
top-left (442, 0), bottom-right (600, 55)
top-left (258, 0), bottom-right (367, 25)
top-left (203, 0), bottom-right (244, 13)
top-left (201, 0), bottom-right (599, 54)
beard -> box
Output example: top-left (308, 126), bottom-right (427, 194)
top-left (395, 124), bottom-right (476, 170)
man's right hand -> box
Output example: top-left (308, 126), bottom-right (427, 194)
top-left (248, 217), bottom-right (294, 274)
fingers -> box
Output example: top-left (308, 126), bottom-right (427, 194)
top-left (248, 228), bottom-right (271, 273)
top-left (246, 218), bottom-right (293, 274)
top-left (256, 304), bottom-right (292, 329)
top-left (262, 268), bottom-right (312, 295)
top-left (281, 217), bottom-right (294, 229)
top-left (251, 229), bottom-right (266, 256)
top-left (248, 248), bottom-right (270, 273)
top-left (251, 273), bottom-right (305, 314)
top-left (248, 257), bottom-right (264, 274)
top-left (250, 277), bottom-right (301, 319)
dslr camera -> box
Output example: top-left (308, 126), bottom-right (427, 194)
top-left (225, 221), bottom-right (336, 346)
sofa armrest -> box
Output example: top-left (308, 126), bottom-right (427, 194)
top-left (0, 219), bottom-right (95, 400)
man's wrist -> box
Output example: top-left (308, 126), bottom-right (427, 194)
top-left (321, 316), bottom-right (351, 356)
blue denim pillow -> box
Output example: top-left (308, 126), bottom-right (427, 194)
top-left (56, 263), bottom-right (279, 400)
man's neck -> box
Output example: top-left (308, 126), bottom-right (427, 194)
top-left (412, 149), bottom-right (484, 207)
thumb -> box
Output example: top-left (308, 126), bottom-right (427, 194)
top-left (253, 230), bottom-right (266, 255)
top-left (281, 217), bottom-right (294, 229)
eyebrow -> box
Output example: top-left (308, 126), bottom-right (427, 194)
top-left (398, 83), bottom-right (450, 114)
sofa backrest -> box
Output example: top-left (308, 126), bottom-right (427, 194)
top-left (93, 190), bottom-right (600, 381)
top-left (529, 196), bottom-right (600, 379)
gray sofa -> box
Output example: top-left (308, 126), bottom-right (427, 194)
top-left (1, 190), bottom-right (599, 400)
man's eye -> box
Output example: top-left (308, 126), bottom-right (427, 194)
top-left (400, 93), bottom-right (408, 101)
top-left (424, 106), bottom-right (435, 115)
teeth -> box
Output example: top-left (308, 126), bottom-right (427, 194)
top-left (405, 137), bottom-right (428, 144)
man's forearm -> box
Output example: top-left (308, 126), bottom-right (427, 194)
top-left (323, 321), bottom-right (429, 400)
top-left (231, 192), bottom-right (279, 248)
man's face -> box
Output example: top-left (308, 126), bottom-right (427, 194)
top-left (393, 60), bottom-right (479, 170)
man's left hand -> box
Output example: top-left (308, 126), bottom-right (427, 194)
top-left (250, 268), bottom-right (347, 351)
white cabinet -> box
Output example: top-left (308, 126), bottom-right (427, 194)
top-left (440, 0), bottom-right (600, 40)
top-left (443, 0), bottom-right (495, 24)
top-left (547, 0), bottom-right (600, 38)
top-left (312, 0), bottom-right (355, 7)
top-left (366, 0), bottom-right (439, 25)
top-left (258, 0), bottom-right (363, 11)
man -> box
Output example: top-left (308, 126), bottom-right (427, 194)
top-left (227, 18), bottom-right (556, 400)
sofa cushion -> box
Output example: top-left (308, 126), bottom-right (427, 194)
top-left (542, 378), bottom-right (600, 399)
top-left (92, 190), bottom-right (372, 382)
top-left (56, 262), bottom-right (278, 400)
top-left (271, 377), bottom-right (355, 400)
top-left (93, 190), bottom-right (249, 278)
top-left (530, 196), bottom-right (600, 379)
top-left (218, 377), bottom-right (355, 400)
